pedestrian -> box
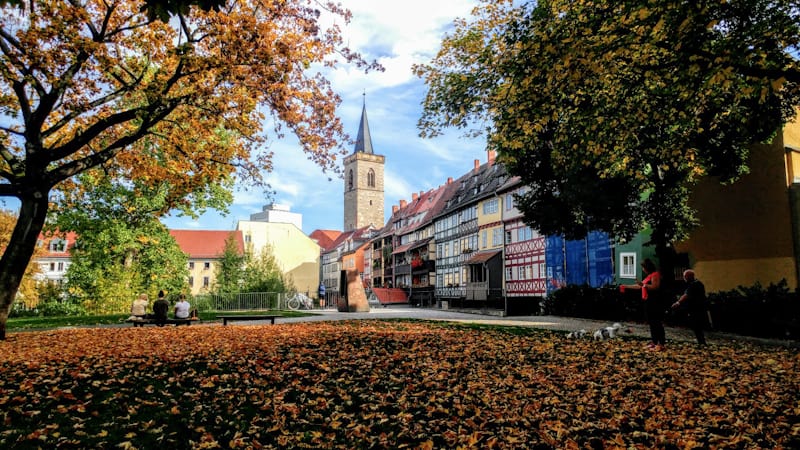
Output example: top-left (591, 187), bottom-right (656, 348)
top-left (152, 290), bottom-right (170, 326)
top-left (173, 293), bottom-right (191, 319)
top-left (318, 282), bottom-right (326, 308)
top-left (672, 269), bottom-right (709, 345)
top-left (621, 258), bottom-right (667, 350)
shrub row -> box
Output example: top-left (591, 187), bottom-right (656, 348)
top-left (542, 280), bottom-right (800, 340)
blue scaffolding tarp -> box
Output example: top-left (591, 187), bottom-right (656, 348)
top-left (545, 231), bottom-right (613, 293)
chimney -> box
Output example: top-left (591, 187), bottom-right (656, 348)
top-left (447, 177), bottom-right (453, 184)
top-left (392, 205), bottom-right (399, 214)
top-left (399, 199), bottom-right (407, 208)
top-left (411, 192), bottom-right (418, 202)
top-left (488, 150), bottom-right (496, 165)
top-left (474, 159), bottom-right (480, 172)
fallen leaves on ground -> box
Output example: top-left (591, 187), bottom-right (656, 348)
top-left (0, 320), bottom-right (798, 449)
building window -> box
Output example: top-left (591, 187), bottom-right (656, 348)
top-left (203, 276), bottom-right (210, 288)
top-left (57, 262), bottom-right (64, 272)
top-left (506, 267), bottom-right (513, 281)
top-left (204, 261), bottom-right (211, 270)
top-left (367, 169), bottom-right (376, 187)
top-left (482, 198), bottom-right (498, 215)
top-left (620, 253), bottom-right (637, 279)
top-left (189, 261), bottom-right (195, 270)
top-left (49, 239), bottom-right (66, 252)
top-left (482, 231), bottom-right (487, 248)
top-left (505, 230), bottom-right (513, 244)
top-left (49, 262), bottom-right (55, 272)
top-left (348, 169), bottom-right (354, 190)
top-left (492, 229), bottom-right (502, 246)
top-left (244, 234), bottom-right (251, 244)
top-left (188, 277), bottom-right (194, 287)
top-left (505, 193), bottom-right (514, 210)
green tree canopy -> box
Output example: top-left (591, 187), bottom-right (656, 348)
top-left (213, 233), bottom-right (246, 295)
top-left (242, 245), bottom-right (290, 294)
top-left (0, 0), bottom-right (379, 338)
top-left (416, 0), bottom-right (800, 272)
top-left (56, 171), bottom-right (189, 312)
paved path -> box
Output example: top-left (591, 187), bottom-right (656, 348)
top-left (223, 305), bottom-right (798, 349)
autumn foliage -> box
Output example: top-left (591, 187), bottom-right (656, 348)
top-left (0, 321), bottom-right (798, 448)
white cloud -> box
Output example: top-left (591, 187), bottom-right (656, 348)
top-left (163, 1), bottom-right (486, 235)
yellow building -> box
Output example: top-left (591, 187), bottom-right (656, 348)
top-left (476, 194), bottom-right (504, 253)
top-left (676, 119), bottom-right (800, 292)
top-left (237, 220), bottom-right (321, 296)
top-left (169, 230), bottom-right (244, 295)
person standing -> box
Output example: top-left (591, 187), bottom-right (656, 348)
top-left (621, 258), bottom-right (666, 350)
top-left (173, 294), bottom-right (191, 319)
top-left (152, 290), bottom-right (170, 326)
top-left (672, 270), bottom-right (709, 345)
top-left (318, 282), bottom-right (326, 308)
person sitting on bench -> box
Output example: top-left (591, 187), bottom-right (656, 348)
top-left (152, 290), bottom-right (170, 326)
top-left (174, 294), bottom-right (191, 320)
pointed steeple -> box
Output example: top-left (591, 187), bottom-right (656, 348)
top-left (353, 92), bottom-right (374, 154)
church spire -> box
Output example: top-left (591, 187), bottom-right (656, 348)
top-left (353, 92), bottom-right (374, 154)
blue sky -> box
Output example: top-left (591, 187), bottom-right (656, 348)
top-left (162, 0), bottom-right (489, 235)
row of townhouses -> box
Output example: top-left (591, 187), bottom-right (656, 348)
top-left (32, 101), bottom-right (800, 313)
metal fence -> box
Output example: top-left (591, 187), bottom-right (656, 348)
top-left (11, 291), bottom-right (321, 317)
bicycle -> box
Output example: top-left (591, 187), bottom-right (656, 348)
top-left (286, 292), bottom-right (314, 310)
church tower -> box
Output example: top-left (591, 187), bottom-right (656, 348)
top-left (343, 97), bottom-right (385, 232)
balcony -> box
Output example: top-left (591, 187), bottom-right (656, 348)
top-left (395, 263), bottom-right (411, 275)
top-left (412, 259), bottom-right (435, 273)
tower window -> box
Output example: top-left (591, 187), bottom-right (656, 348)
top-left (348, 170), bottom-right (354, 190)
top-left (367, 169), bottom-right (376, 187)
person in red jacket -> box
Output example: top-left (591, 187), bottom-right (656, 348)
top-left (621, 258), bottom-right (666, 350)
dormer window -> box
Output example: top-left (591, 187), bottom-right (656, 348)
top-left (49, 239), bottom-right (66, 252)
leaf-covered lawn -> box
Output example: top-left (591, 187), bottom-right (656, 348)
top-left (0, 321), bottom-right (798, 449)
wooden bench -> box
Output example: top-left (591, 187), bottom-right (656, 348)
top-left (128, 317), bottom-right (193, 327)
top-left (216, 315), bottom-right (278, 326)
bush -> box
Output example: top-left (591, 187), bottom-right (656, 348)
top-left (544, 280), bottom-right (800, 341)
top-left (9, 298), bottom-right (86, 318)
top-left (708, 279), bottom-right (800, 340)
top-left (542, 284), bottom-right (641, 321)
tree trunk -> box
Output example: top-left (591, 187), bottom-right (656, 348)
top-left (0, 194), bottom-right (50, 340)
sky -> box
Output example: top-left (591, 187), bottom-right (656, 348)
top-left (161, 0), bottom-right (490, 235)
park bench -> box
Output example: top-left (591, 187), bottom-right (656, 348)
top-left (216, 315), bottom-right (278, 326)
top-left (127, 317), bottom-right (194, 327)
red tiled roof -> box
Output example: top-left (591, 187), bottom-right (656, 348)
top-left (371, 288), bottom-right (408, 304)
top-left (465, 250), bottom-right (501, 265)
top-left (392, 243), bottom-right (413, 254)
top-left (169, 230), bottom-right (243, 259)
top-left (38, 231), bottom-right (78, 258)
top-left (309, 229), bottom-right (341, 251)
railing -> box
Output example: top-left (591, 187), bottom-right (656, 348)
top-left (412, 260), bottom-right (435, 273)
top-left (394, 263), bottom-right (411, 275)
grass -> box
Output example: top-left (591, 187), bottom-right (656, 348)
top-left (5, 309), bottom-right (315, 331)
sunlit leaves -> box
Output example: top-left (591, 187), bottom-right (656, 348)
top-left (417, 0), bottom-right (799, 249)
top-left (0, 321), bottom-right (797, 448)
top-left (0, 0), bottom-right (380, 327)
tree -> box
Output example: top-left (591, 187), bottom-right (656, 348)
top-left (0, 209), bottom-right (41, 307)
top-left (242, 245), bottom-right (290, 293)
top-left (56, 171), bottom-right (189, 313)
top-left (416, 0), bottom-right (800, 284)
top-left (213, 233), bottom-right (246, 295)
top-left (0, 0), bottom-right (379, 338)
